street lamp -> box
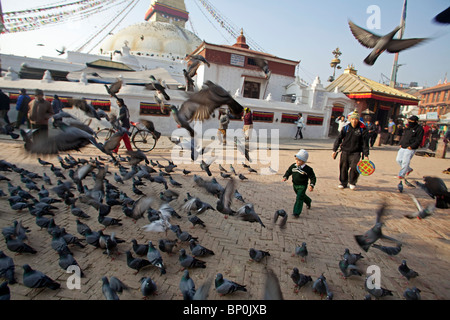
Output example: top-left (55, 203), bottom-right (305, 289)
top-left (328, 47), bottom-right (342, 82)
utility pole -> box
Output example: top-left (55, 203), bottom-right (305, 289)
top-left (389, 0), bottom-right (407, 88)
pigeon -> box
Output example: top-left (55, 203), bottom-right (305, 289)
top-left (104, 79), bottom-right (122, 99)
top-left (183, 197), bottom-right (215, 215)
top-left (249, 248), bottom-right (270, 262)
top-left (405, 194), bottom-right (435, 219)
top-left (159, 203), bottom-right (182, 220)
top-left (51, 229), bottom-right (73, 255)
top-left (293, 242), bottom-right (308, 262)
top-left (216, 178), bottom-right (236, 217)
top-left (5, 235), bottom-right (37, 254)
top-left (76, 219), bottom-right (92, 236)
top-left (98, 231), bottom-right (121, 257)
top-left (398, 180), bottom-right (403, 193)
top-left (124, 196), bottom-right (153, 221)
top-left (398, 260), bottom-right (419, 281)
top-left (131, 239), bottom-right (149, 256)
top-left (339, 258), bottom-right (362, 279)
top-left (433, 6), bottom-right (450, 24)
top-left (158, 238), bottom-right (177, 255)
top-left (147, 241), bottom-right (166, 275)
top-left (179, 270), bottom-right (196, 300)
top-left (188, 215), bottom-right (206, 228)
top-left (159, 190), bottom-right (179, 202)
top-left (312, 274), bottom-right (328, 297)
top-left (189, 239), bottom-right (215, 257)
top-left (109, 276), bottom-right (128, 294)
top-left (236, 203), bottom-right (265, 227)
top-left (170, 80), bottom-right (243, 137)
top-left (183, 169), bottom-right (191, 175)
top-left (147, 75), bottom-right (170, 100)
top-left (0, 251), bottom-right (16, 284)
top-left (342, 248), bottom-right (363, 265)
top-left (170, 225), bottom-right (198, 243)
top-left (141, 214), bottom-right (172, 234)
top-left (70, 204), bottom-right (90, 219)
top-left (372, 243), bottom-right (402, 256)
top-left (354, 201), bottom-right (401, 252)
top-left (179, 248), bottom-right (206, 270)
top-left (348, 20), bottom-right (427, 66)
top-left (140, 276), bottom-right (157, 298)
top-left (290, 267), bottom-right (312, 292)
top-left (38, 158), bottom-right (53, 166)
top-left (403, 287), bottom-right (421, 300)
top-left (0, 281), bottom-right (10, 300)
top-left (200, 160), bottom-right (213, 176)
top-left (215, 273), bottom-right (247, 296)
top-left (234, 189), bottom-right (245, 202)
top-left (364, 276), bottom-right (393, 299)
top-left (60, 228), bottom-right (85, 249)
top-left (263, 268), bottom-right (283, 300)
top-left (273, 209), bottom-right (288, 228)
top-left (139, 119), bottom-right (161, 141)
top-left (238, 173), bottom-right (248, 181)
top-left (126, 250), bottom-right (151, 274)
top-left (252, 57), bottom-right (271, 77)
top-left (98, 215), bottom-right (123, 229)
top-left (102, 276), bottom-right (120, 300)
top-left (415, 176), bottom-right (450, 209)
top-left (22, 264), bottom-right (60, 290)
top-left (58, 252), bottom-right (84, 276)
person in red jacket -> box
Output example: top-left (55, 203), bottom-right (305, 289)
top-left (241, 107), bottom-right (253, 141)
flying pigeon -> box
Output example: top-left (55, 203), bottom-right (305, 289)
top-left (433, 6), bottom-right (450, 24)
top-left (372, 243), bottom-right (402, 256)
top-left (216, 178), bottom-right (236, 217)
top-left (415, 176), bottom-right (450, 209)
top-left (404, 194), bottom-right (435, 219)
top-left (273, 209), bottom-right (288, 228)
top-left (263, 268), bottom-right (283, 300)
top-left (147, 75), bottom-right (170, 100)
top-left (348, 20), bottom-right (427, 66)
top-left (105, 79), bottom-right (122, 99)
top-left (236, 203), bottom-right (265, 227)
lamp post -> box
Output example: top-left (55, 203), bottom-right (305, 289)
top-left (328, 47), bottom-right (342, 82)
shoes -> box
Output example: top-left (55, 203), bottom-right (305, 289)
top-left (398, 176), bottom-right (404, 179)
top-left (349, 184), bottom-right (356, 190)
top-left (406, 169), bottom-right (413, 176)
top-left (338, 184), bottom-right (345, 189)
top-left (292, 214), bottom-right (300, 218)
top-left (306, 202), bottom-right (311, 209)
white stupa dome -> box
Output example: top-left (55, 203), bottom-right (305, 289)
top-left (100, 21), bottom-right (202, 58)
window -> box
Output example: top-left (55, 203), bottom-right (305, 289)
top-left (436, 92), bottom-right (441, 102)
top-left (444, 90), bottom-right (449, 101)
top-left (243, 81), bottom-right (261, 99)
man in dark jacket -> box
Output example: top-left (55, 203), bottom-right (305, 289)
top-left (15, 89), bottom-right (31, 129)
top-left (332, 110), bottom-right (369, 190)
top-left (396, 115), bottom-right (424, 179)
top-left (0, 89), bottom-right (10, 126)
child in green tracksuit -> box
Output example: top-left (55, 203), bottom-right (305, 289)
top-left (282, 149), bottom-right (316, 217)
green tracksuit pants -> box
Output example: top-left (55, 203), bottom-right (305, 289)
top-left (293, 184), bottom-right (311, 216)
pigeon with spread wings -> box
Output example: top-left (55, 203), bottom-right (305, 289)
top-left (105, 79), bottom-right (122, 99)
top-left (348, 20), bottom-right (427, 66)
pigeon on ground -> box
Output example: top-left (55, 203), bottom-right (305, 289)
top-left (58, 252), bottom-right (84, 277)
top-left (158, 239), bottom-right (177, 255)
top-left (179, 270), bottom-right (196, 300)
top-left (312, 274), bottom-right (330, 298)
top-left (98, 215), bottom-right (123, 229)
top-left (170, 225), bottom-right (198, 243)
top-left (179, 248), bottom-right (206, 269)
top-left (372, 243), bottom-right (402, 256)
top-left (215, 273), bottom-right (247, 296)
top-left (238, 173), bottom-right (248, 181)
top-left (398, 260), bottom-right (419, 281)
top-left (188, 215), bottom-right (206, 228)
top-left (102, 276), bottom-right (120, 300)
top-left (22, 264), bottom-right (60, 290)
top-left (0, 251), bottom-right (16, 284)
top-left (273, 209), bottom-right (288, 228)
top-left (140, 276), bottom-right (157, 298)
top-left (126, 250), bottom-right (151, 274)
top-left (405, 194), bottom-right (435, 219)
top-left (131, 239), bottom-right (148, 256)
top-left (147, 241), bottom-right (166, 275)
top-left (398, 180), bottom-right (403, 193)
top-left (342, 248), bottom-right (364, 265)
top-left (5, 235), bottom-right (37, 254)
top-left (189, 239), bottom-right (215, 257)
top-left (339, 258), bottom-right (362, 279)
top-left (70, 204), bottom-right (90, 219)
top-left (236, 203), bottom-right (265, 227)
top-left (76, 219), bottom-right (92, 236)
top-left (293, 242), bottom-right (308, 262)
top-left (234, 190), bottom-right (245, 202)
top-left (0, 281), bottom-right (10, 300)
top-left (290, 267), bottom-right (312, 292)
top-left (60, 228), bottom-right (85, 249)
top-left (109, 276), bottom-right (128, 294)
top-left (249, 248), bottom-right (270, 262)
top-left (403, 287), bottom-right (421, 300)
top-left (364, 276), bottom-right (393, 299)
top-left (348, 20), bottom-right (427, 66)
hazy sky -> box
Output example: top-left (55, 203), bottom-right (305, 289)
top-left (1, 0), bottom-right (449, 87)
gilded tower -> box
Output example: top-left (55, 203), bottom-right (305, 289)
top-left (144, 0), bottom-right (189, 28)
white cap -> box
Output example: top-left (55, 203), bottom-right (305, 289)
top-left (295, 149), bottom-right (309, 162)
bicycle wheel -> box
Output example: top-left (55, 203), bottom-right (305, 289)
top-left (96, 128), bottom-right (114, 144)
top-left (132, 129), bottom-right (156, 152)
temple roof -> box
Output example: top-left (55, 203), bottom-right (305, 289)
top-left (326, 65), bottom-right (420, 105)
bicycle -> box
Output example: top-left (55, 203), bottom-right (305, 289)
top-left (96, 121), bottom-right (158, 152)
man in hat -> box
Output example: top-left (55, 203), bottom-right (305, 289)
top-left (282, 149), bottom-right (316, 217)
top-left (15, 88), bottom-right (31, 129)
top-left (332, 110), bottom-right (369, 190)
top-left (396, 115), bottom-right (423, 180)
top-left (28, 89), bottom-right (54, 140)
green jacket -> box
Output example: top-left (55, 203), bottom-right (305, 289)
top-left (283, 163), bottom-right (316, 187)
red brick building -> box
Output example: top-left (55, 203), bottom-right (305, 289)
top-left (418, 82), bottom-right (450, 124)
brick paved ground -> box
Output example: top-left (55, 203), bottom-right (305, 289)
top-left (0, 136), bottom-right (449, 300)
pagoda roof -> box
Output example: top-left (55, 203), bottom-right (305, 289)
top-left (326, 69), bottom-right (420, 105)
